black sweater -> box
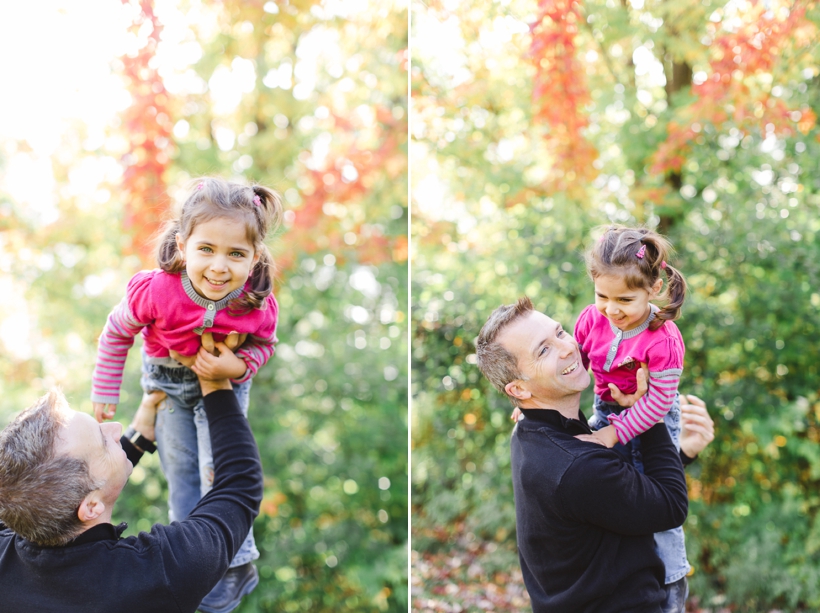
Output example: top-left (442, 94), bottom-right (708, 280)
top-left (0, 389), bottom-right (263, 613)
top-left (512, 408), bottom-right (688, 613)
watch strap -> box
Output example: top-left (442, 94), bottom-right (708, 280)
top-left (124, 426), bottom-right (157, 454)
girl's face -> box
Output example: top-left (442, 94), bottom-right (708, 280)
top-left (176, 217), bottom-right (259, 301)
top-left (594, 274), bottom-right (662, 332)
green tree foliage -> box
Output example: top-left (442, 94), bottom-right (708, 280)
top-left (0, 1), bottom-right (407, 611)
top-left (412, 0), bottom-right (820, 610)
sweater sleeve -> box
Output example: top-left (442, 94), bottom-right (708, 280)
top-left (233, 294), bottom-right (279, 384)
top-left (90, 272), bottom-right (155, 404)
top-left (560, 423), bottom-right (688, 534)
top-left (152, 388), bottom-right (264, 611)
top-left (573, 305), bottom-right (595, 371)
top-left (608, 336), bottom-right (684, 445)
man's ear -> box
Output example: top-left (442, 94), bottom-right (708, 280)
top-left (77, 493), bottom-right (106, 523)
top-left (505, 379), bottom-right (532, 403)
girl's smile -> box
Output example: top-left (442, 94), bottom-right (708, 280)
top-left (176, 218), bottom-right (260, 301)
top-left (593, 274), bottom-right (662, 332)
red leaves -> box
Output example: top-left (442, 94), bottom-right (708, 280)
top-left (652, 0), bottom-right (816, 174)
top-left (529, 0), bottom-right (598, 194)
top-left (119, 0), bottom-right (172, 268)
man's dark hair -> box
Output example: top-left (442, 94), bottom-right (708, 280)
top-left (476, 296), bottom-right (534, 407)
top-left (0, 391), bottom-right (100, 545)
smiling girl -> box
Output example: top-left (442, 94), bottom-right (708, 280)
top-left (90, 177), bottom-right (282, 611)
top-left (574, 224), bottom-right (691, 596)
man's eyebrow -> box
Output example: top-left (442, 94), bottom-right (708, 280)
top-left (532, 323), bottom-right (560, 356)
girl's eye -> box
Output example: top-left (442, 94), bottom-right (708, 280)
top-left (199, 246), bottom-right (213, 253)
top-left (231, 251), bottom-right (245, 258)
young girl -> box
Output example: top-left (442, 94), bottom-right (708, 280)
top-left (91, 177), bottom-right (282, 611)
top-left (574, 224), bottom-right (690, 594)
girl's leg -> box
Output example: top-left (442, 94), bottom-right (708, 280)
top-left (142, 358), bottom-right (202, 522)
top-left (654, 393), bottom-right (690, 585)
top-left (194, 379), bottom-right (260, 567)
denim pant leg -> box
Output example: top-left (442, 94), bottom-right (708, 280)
top-left (591, 394), bottom-right (690, 585)
top-left (193, 378), bottom-right (259, 567)
top-left (142, 361), bottom-right (202, 523)
top-left (653, 394), bottom-right (690, 584)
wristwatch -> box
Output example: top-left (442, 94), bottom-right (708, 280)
top-left (124, 426), bottom-right (157, 454)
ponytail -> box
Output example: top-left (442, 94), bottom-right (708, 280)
top-left (650, 263), bottom-right (687, 331)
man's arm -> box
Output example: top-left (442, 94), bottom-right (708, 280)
top-left (562, 423), bottom-right (688, 536)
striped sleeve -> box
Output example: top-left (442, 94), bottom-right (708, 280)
top-left (91, 297), bottom-right (149, 404)
top-left (232, 294), bottom-right (279, 384)
top-left (608, 367), bottom-right (682, 445)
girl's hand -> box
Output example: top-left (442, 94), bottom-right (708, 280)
top-left (94, 402), bottom-right (117, 422)
top-left (576, 425), bottom-right (619, 448)
top-left (608, 363), bottom-right (649, 407)
top-left (190, 342), bottom-right (248, 380)
top-left (510, 408), bottom-right (523, 422)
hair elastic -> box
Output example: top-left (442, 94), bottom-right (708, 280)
top-left (253, 195), bottom-right (262, 206)
top-left (196, 182), bottom-right (204, 191)
top-left (635, 245), bottom-right (646, 259)
top-left (661, 261), bottom-right (667, 269)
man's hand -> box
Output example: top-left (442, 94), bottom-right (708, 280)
top-left (680, 394), bottom-right (715, 459)
top-left (130, 391), bottom-right (166, 443)
top-left (189, 342), bottom-right (248, 381)
top-left (576, 424), bottom-right (619, 447)
top-left (94, 402), bottom-right (117, 422)
top-left (169, 350), bottom-right (197, 368)
top-left (195, 345), bottom-right (234, 396)
top-left (608, 363), bottom-right (649, 407)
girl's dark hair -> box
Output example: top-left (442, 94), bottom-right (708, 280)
top-left (156, 177), bottom-right (284, 313)
top-left (586, 225), bottom-right (687, 331)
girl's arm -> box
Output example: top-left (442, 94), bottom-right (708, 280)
top-left (607, 338), bottom-right (684, 445)
top-left (231, 295), bottom-right (279, 383)
top-left (91, 296), bottom-right (148, 420)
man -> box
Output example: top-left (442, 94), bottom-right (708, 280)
top-left (0, 342), bottom-right (263, 613)
top-left (477, 297), bottom-right (689, 613)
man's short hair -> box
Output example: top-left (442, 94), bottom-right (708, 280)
top-left (476, 296), bottom-right (534, 407)
top-left (0, 391), bottom-right (100, 546)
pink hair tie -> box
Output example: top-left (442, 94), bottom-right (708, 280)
top-left (196, 182), bottom-right (204, 191)
top-left (660, 260), bottom-right (667, 269)
top-left (635, 245), bottom-right (646, 259)
top-left (253, 195), bottom-right (262, 206)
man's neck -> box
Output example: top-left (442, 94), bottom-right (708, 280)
top-left (519, 394), bottom-right (582, 421)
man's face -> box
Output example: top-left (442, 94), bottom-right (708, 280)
top-left (55, 409), bottom-right (133, 505)
top-left (499, 310), bottom-right (590, 404)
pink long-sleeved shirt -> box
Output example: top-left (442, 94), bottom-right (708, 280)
top-left (91, 269), bottom-right (278, 404)
top-left (573, 304), bottom-right (684, 445)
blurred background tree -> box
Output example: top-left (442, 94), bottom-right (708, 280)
top-left (0, 1), bottom-right (407, 611)
top-left (412, 0), bottom-right (820, 611)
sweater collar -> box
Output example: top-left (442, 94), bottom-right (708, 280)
top-left (607, 303), bottom-right (660, 338)
top-left (180, 271), bottom-right (244, 311)
top-left (65, 522), bottom-right (128, 546)
top-left (519, 407), bottom-right (592, 434)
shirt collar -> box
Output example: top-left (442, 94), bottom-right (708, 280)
top-left (608, 303), bottom-right (660, 339)
top-left (180, 271), bottom-right (244, 311)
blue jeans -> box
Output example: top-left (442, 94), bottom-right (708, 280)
top-left (142, 353), bottom-right (259, 567)
top-left (590, 394), bottom-right (690, 585)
